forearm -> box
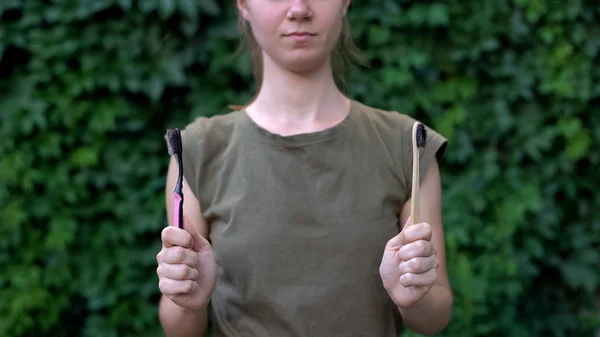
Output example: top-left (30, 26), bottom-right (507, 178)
top-left (159, 295), bottom-right (209, 337)
top-left (398, 284), bottom-right (453, 336)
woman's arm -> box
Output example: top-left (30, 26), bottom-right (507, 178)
top-left (397, 159), bottom-right (453, 335)
top-left (159, 156), bottom-right (210, 337)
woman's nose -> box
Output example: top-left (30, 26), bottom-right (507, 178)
top-left (287, 0), bottom-right (313, 21)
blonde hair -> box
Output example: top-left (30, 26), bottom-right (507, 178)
top-left (229, 11), bottom-right (367, 110)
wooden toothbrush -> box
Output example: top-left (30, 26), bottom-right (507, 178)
top-left (410, 122), bottom-right (427, 225)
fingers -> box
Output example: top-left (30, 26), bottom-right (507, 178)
top-left (386, 221), bottom-right (432, 251)
top-left (156, 245), bottom-right (201, 296)
top-left (399, 268), bottom-right (437, 288)
top-left (157, 245), bottom-right (199, 267)
top-left (385, 232), bottom-right (403, 250)
top-left (157, 263), bottom-right (199, 281)
top-left (398, 256), bottom-right (438, 275)
top-left (157, 216), bottom-right (213, 302)
top-left (162, 226), bottom-right (194, 249)
top-left (401, 222), bottom-right (432, 244)
top-left (158, 278), bottom-right (199, 296)
top-left (397, 239), bottom-right (435, 261)
top-left (160, 218), bottom-right (208, 266)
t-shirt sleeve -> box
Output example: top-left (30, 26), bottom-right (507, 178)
top-left (398, 114), bottom-right (448, 201)
top-left (168, 118), bottom-right (207, 203)
top-left (173, 114), bottom-right (233, 213)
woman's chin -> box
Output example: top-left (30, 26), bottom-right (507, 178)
top-left (279, 55), bottom-right (330, 75)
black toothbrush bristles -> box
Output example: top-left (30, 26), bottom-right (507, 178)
top-left (165, 129), bottom-right (183, 187)
top-left (165, 128), bottom-right (184, 229)
top-left (416, 123), bottom-right (427, 148)
top-left (166, 129), bottom-right (182, 156)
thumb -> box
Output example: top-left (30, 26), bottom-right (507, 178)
top-left (385, 231), bottom-right (403, 251)
top-left (182, 215), bottom-right (210, 252)
top-left (386, 216), bottom-right (412, 250)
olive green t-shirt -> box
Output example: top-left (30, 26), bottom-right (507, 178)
top-left (179, 99), bottom-right (448, 337)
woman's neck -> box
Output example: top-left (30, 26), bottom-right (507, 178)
top-left (246, 55), bottom-right (350, 130)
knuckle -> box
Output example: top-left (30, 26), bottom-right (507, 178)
top-left (158, 279), bottom-right (167, 292)
top-left (189, 268), bottom-right (199, 280)
top-left (190, 254), bottom-right (199, 267)
top-left (173, 247), bottom-right (186, 261)
top-left (176, 265), bottom-right (188, 279)
top-left (416, 240), bottom-right (427, 252)
top-left (409, 258), bottom-right (421, 270)
top-left (183, 280), bottom-right (195, 293)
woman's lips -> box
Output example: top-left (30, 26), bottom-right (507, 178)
top-left (285, 32), bottom-right (316, 42)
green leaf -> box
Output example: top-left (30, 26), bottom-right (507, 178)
top-left (561, 264), bottom-right (598, 292)
top-left (177, 0), bottom-right (197, 18)
top-left (139, 0), bottom-right (158, 13)
top-left (158, 0), bottom-right (176, 18)
top-left (198, 0), bottom-right (220, 16)
top-left (45, 216), bottom-right (76, 250)
top-left (117, 0), bottom-right (132, 9)
top-left (558, 117), bottom-right (592, 160)
top-left (148, 75), bottom-right (165, 102)
top-left (69, 147), bottom-right (99, 168)
top-left (428, 3), bottom-right (449, 26)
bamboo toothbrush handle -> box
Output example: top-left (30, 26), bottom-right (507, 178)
top-left (410, 123), bottom-right (420, 225)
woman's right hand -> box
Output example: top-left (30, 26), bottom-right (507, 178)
top-left (156, 215), bottom-right (217, 311)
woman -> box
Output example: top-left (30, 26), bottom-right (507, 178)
top-left (156, 0), bottom-right (453, 336)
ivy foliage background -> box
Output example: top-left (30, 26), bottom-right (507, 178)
top-left (0, 1), bottom-right (599, 336)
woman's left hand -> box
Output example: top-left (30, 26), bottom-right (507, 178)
top-left (379, 217), bottom-right (439, 308)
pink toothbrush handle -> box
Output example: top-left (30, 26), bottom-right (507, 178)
top-left (173, 192), bottom-right (182, 228)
